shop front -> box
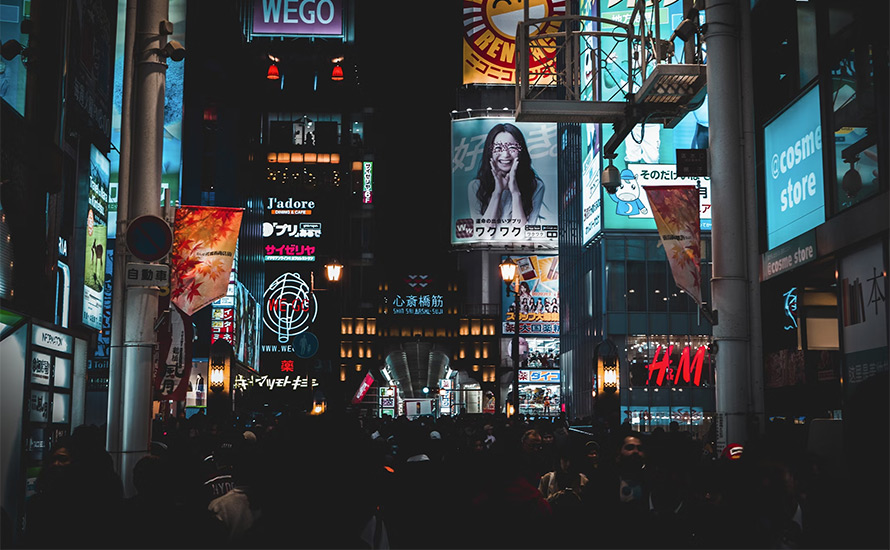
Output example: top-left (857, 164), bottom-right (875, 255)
top-left (621, 333), bottom-right (716, 437)
top-left (1, 313), bottom-right (88, 541)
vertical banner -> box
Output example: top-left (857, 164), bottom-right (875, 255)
top-left (154, 300), bottom-right (193, 401)
top-left (170, 206), bottom-right (243, 316)
top-left (352, 372), bottom-right (375, 404)
top-left (642, 185), bottom-right (702, 305)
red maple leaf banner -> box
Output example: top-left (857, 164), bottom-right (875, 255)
top-left (170, 206), bottom-right (244, 316)
top-left (642, 185), bottom-right (703, 306)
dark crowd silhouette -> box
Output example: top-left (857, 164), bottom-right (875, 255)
top-left (3, 407), bottom-right (887, 550)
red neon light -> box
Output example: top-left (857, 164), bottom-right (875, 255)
top-left (281, 360), bottom-right (294, 372)
top-left (645, 345), bottom-right (707, 386)
top-left (267, 298), bottom-right (311, 312)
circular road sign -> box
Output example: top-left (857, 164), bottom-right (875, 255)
top-left (126, 215), bottom-right (173, 262)
top-left (291, 332), bottom-right (319, 359)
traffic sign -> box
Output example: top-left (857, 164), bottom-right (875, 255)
top-left (126, 215), bottom-right (173, 262)
top-left (291, 332), bottom-right (319, 359)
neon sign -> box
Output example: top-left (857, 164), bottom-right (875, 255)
top-left (783, 287), bottom-right (799, 330)
top-left (363, 162), bottom-right (373, 204)
top-left (233, 373), bottom-right (318, 391)
top-left (388, 294), bottom-right (445, 315)
top-left (264, 243), bottom-right (317, 261)
top-left (645, 345), bottom-right (708, 386)
top-left (263, 272), bottom-right (318, 341)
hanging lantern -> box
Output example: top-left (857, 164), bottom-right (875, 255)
top-left (331, 64), bottom-right (344, 81)
top-left (267, 63), bottom-right (280, 80)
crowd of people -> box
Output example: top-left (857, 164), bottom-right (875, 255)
top-left (4, 409), bottom-right (884, 549)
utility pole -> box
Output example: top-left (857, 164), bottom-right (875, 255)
top-left (106, 0), bottom-right (173, 497)
top-left (705, 0), bottom-right (764, 451)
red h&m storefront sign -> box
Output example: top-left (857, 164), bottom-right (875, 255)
top-left (646, 345), bottom-right (708, 387)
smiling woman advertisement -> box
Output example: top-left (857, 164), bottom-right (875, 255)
top-left (452, 118), bottom-right (558, 246)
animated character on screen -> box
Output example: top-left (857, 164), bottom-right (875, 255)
top-left (609, 169), bottom-right (649, 216)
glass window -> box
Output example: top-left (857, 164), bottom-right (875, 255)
top-left (54, 357), bottom-right (72, 389)
top-left (627, 260), bottom-right (647, 311)
top-left (648, 260), bottom-right (668, 312)
top-left (606, 261), bottom-right (626, 312)
top-left (52, 393), bottom-right (70, 424)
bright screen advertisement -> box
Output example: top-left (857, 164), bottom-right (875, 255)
top-left (452, 118), bottom-right (559, 247)
top-left (462, 0), bottom-right (565, 85)
top-left (598, 0), bottom-right (710, 233)
top-left (502, 254), bottom-right (560, 337)
top-left (605, 163), bottom-right (712, 231)
top-left (763, 84), bottom-right (825, 250)
top-left (0, 0), bottom-right (28, 115)
top-left (582, 124), bottom-right (602, 244)
top-left (261, 191), bottom-right (333, 375)
top-left (108, 0), bottom-right (186, 238)
top-left (252, 0), bottom-right (343, 37)
top-left (83, 146), bottom-right (109, 330)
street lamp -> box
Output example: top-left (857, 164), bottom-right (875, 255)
top-left (499, 257), bottom-right (520, 418)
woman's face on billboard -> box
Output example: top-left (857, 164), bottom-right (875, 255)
top-left (491, 131), bottom-right (522, 171)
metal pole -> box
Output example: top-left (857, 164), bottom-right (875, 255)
top-left (106, 0), bottom-right (137, 478)
top-left (705, 0), bottom-right (754, 451)
top-left (512, 276), bottom-right (520, 418)
top-left (117, 0), bottom-right (170, 497)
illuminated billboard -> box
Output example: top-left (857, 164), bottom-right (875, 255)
top-left (502, 254), bottom-right (560, 337)
top-left (252, 0), bottom-right (343, 37)
top-left (83, 146), bottom-right (109, 330)
top-left (603, 164), bottom-right (711, 231)
top-left (0, 0), bottom-right (28, 115)
top-left (462, 0), bottom-right (565, 85)
top-left (581, 124), bottom-right (602, 244)
top-left (763, 85), bottom-right (825, 250)
top-left (452, 118), bottom-right (559, 247)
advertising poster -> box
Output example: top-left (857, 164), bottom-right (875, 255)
top-left (598, 0), bottom-right (710, 232)
top-left (501, 254), bottom-right (560, 337)
top-left (83, 146), bottom-right (109, 330)
top-left (452, 118), bottom-right (559, 247)
top-left (462, 0), bottom-right (565, 85)
top-left (763, 85), bottom-right (825, 250)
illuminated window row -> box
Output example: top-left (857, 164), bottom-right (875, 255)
top-left (340, 342), bottom-right (374, 359)
top-left (341, 317), bottom-right (377, 335)
top-left (456, 342), bottom-right (492, 359)
top-left (459, 318), bottom-right (497, 336)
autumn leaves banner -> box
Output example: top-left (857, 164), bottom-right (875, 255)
top-left (642, 185), bottom-right (703, 306)
top-left (171, 206), bottom-right (244, 316)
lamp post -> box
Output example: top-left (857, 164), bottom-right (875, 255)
top-left (500, 257), bottom-right (520, 418)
